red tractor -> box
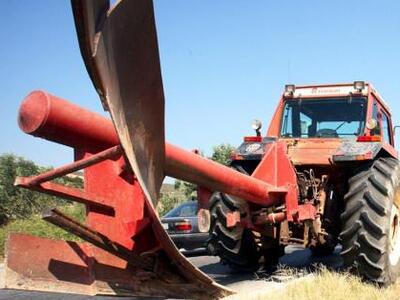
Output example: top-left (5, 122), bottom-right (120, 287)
top-left (206, 82), bottom-right (400, 286)
top-left (4, 1), bottom-right (400, 299)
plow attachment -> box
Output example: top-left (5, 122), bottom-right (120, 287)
top-left (5, 92), bottom-right (232, 297)
top-left (4, 0), bottom-right (297, 298)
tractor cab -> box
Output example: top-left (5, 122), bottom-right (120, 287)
top-left (276, 81), bottom-right (394, 146)
top-left (266, 82), bottom-right (397, 165)
top-left (275, 82), bottom-right (394, 145)
top-left (233, 82), bottom-right (396, 168)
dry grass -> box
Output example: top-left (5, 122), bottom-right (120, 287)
top-left (227, 266), bottom-right (400, 300)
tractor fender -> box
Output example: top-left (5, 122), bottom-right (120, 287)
top-left (332, 141), bottom-right (386, 162)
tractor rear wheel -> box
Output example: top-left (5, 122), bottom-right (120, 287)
top-left (207, 191), bottom-right (261, 272)
top-left (340, 157), bottom-right (400, 285)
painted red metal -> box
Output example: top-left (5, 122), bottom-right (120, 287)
top-left (10, 89), bottom-right (303, 297)
top-left (21, 145), bottom-right (122, 186)
top-left (252, 142), bottom-right (298, 221)
top-left (356, 135), bottom-right (382, 142)
top-left (267, 82), bottom-right (398, 162)
top-left (9, 112), bottom-right (232, 297)
top-left (197, 186), bottom-right (212, 209)
top-left (15, 179), bottom-right (114, 215)
top-left (42, 208), bottom-right (154, 268)
top-left (253, 212), bottom-right (286, 225)
top-left (19, 91), bottom-right (119, 151)
top-left (165, 143), bottom-right (285, 205)
top-left (226, 211), bottom-right (241, 228)
top-left (243, 136), bottom-right (262, 142)
top-left (285, 139), bottom-right (342, 166)
top-left (19, 90), bottom-right (291, 207)
top-left (297, 203), bottom-right (316, 221)
top-left (4, 233), bottom-right (214, 298)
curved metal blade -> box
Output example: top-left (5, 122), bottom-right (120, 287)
top-left (71, 0), bottom-right (165, 207)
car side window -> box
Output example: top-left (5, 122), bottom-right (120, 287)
top-left (381, 111), bottom-right (392, 145)
top-left (179, 203), bottom-right (197, 217)
top-left (370, 101), bottom-right (381, 136)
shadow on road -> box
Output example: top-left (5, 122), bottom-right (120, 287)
top-left (195, 245), bottom-right (343, 287)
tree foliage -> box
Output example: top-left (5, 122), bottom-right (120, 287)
top-left (171, 143), bottom-right (236, 205)
top-left (211, 143), bottom-right (236, 166)
top-left (0, 154), bottom-right (83, 225)
top-left (157, 193), bottom-right (183, 217)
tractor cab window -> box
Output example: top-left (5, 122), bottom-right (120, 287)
top-left (164, 202), bottom-right (198, 217)
top-left (382, 111), bottom-right (392, 144)
top-left (280, 97), bottom-right (367, 138)
top-left (370, 101), bottom-right (381, 136)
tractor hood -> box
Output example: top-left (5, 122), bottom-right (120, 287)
top-left (283, 138), bottom-right (382, 165)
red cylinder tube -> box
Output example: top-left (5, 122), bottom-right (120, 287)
top-left (18, 91), bottom-right (278, 206)
top-left (254, 212), bottom-right (286, 225)
top-left (165, 144), bottom-right (273, 205)
top-left (18, 91), bottom-right (118, 150)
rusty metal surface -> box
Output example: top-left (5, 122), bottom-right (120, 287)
top-left (333, 141), bottom-right (381, 162)
top-left (285, 139), bottom-right (342, 166)
top-left (11, 95), bottom-right (235, 298)
top-left (11, 1), bottom-right (296, 297)
top-left (42, 208), bottom-right (153, 269)
top-left (70, 0), bottom-right (109, 109)
top-left (4, 234), bottom-right (224, 299)
top-left (20, 145), bottom-right (122, 186)
top-left (71, 0), bottom-right (165, 208)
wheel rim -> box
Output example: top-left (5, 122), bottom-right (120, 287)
top-left (389, 203), bottom-right (400, 266)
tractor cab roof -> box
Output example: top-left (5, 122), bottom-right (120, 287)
top-left (281, 82), bottom-right (390, 114)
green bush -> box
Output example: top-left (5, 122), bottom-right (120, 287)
top-left (158, 193), bottom-right (184, 216)
top-left (210, 143), bottom-right (236, 166)
top-left (172, 143), bottom-right (236, 204)
top-left (0, 204), bottom-right (85, 258)
top-left (0, 153), bottom-right (83, 225)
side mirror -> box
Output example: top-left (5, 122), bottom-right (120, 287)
top-left (394, 125), bottom-right (400, 135)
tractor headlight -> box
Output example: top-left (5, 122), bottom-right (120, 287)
top-left (252, 119), bottom-right (262, 137)
top-left (366, 118), bottom-right (378, 130)
top-left (285, 84), bottom-right (296, 95)
top-left (354, 81), bottom-right (365, 92)
top-left (252, 119), bottom-right (262, 131)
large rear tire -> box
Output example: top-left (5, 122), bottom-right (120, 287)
top-left (340, 157), bottom-right (400, 285)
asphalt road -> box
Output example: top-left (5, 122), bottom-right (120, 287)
top-left (190, 244), bottom-right (342, 293)
top-left (0, 245), bottom-right (342, 299)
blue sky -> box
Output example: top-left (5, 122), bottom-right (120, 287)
top-left (1, 1), bottom-right (400, 167)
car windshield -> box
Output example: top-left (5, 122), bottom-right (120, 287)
top-left (280, 97), bottom-right (367, 138)
top-left (164, 201), bottom-right (198, 218)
